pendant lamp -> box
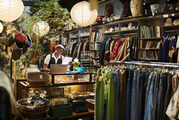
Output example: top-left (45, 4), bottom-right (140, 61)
top-left (0, 22), bottom-right (3, 33)
top-left (70, 1), bottom-right (98, 27)
top-left (33, 21), bottom-right (50, 37)
top-left (0, 0), bottom-right (24, 22)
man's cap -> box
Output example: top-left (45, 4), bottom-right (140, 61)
top-left (56, 44), bottom-right (65, 50)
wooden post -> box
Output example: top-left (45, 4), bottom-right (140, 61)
top-left (13, 61), bottom-right (17, 100)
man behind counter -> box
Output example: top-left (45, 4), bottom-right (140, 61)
top-left (43, 44), bottom-right (65, 72)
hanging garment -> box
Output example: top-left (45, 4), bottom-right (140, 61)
top-left (115, 38), bottom-right (130, 61)
top-left (144, 72), bottom-right (156, 120)
top-left (162, 35), bottom-right (170, 62)
top-left (129, 36), bottom-right (138, 60)
top-left (112, 70), bottom-right (119, 120)
top-left (111, 39), bottom-right (122, 60)
top-left (99, 38), bottom-right (109, 65)
top-left (176, 35), bottom-right (179, 63)
top-left (166, 87), bottom-right (179, 120)
top-left (125, 68), bottom-right (134, 120)
top-left (118, 69), bottom-right (127, 120)
top-left (95, 68), bottom-right (115, 120)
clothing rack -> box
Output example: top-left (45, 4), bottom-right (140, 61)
top-left (109, 61), bottom-right (179, 68)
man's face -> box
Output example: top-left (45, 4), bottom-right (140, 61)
top-left (56, 48), bottom-right (63, 54)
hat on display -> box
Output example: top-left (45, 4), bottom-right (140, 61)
top-left (56, 44), bottom-right (65, 50)
top-left (6, 33), bottom-right (15, 47)
top-left (22, 45), bottom-right (27, 54)
top-left (25, 34), bottom-right (32, 47)
top-left (15, 33), bottom-right (27, 48)
top-left (12, 48), bottom-right (21, 60)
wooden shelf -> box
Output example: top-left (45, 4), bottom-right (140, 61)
top-left (90, 49), bottom-right (99, 51)
top-left (79, 35), bottom-right (90, 38)
top-left (90, 41), bottom-right (101, 43)
top-left (92, 57), bottom-right (99, 59)
top-left (164, 30), bottom-right (179, 33)
top-left (70, 37), bottom-right (78, 39)
top-left (20, 81), bottom-right (95, 88)
top-left (161, 25), bottom-right (179, 28)
top-left (139, 48), bottom-right (159, 50)
top-left (64, 12), bottom-right (179, 34)
top-left (138, 37), bottom-right (161, 40)
top-left (122, 33), bottom-right (138, 36)
top-left (103, 31), bottom-right (119, 34)
top-left (119, 29), bottom-right (138, 32)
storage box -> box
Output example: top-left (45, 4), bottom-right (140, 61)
top-left (48, 103), bottom-right (73, 118)
top-left (27, 72), bottom-right (50, 86)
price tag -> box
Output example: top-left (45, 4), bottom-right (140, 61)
top-left (40, 75), bottom-right (43, 79)
top-left (163, 14), bottom-right (169, 18)
top-left (98, 76), bottom-right (103, 82)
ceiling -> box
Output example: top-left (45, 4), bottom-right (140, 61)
top-left (22, 0), bottom-right (85, 12)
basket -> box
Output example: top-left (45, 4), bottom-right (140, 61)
top-left (27, 72), bottom-right (50, 86)
top-left (17, 99), bottom-right (51, 120)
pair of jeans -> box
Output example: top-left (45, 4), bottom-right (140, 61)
top-left (125, 68), bottom-right (133, 120)
top-left (157, 73), bottom-right (167, 120)
top-left (136, 70), bottom-right (145, 120)
top-left (112, 70), bottom-right (119, 120)
top-left (163, 74), bottom-right (172, 120)
top-left (130, 69), bottom-right (138, 120)
top-left (144, 72), bottom-right (156, 120)
top-left (119, 70), bottom-right (127, 120)
top-left (141, 71), bottom-right (149, 119)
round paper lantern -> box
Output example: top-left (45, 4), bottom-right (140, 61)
top-left (33, 21), bottom-right (50, 36)
top-left (0, 22), bottom-right (3, 33)
top-left (0, 0), bottom-right (24, 22)
top-left (70, 1), bottom-right (98, 27)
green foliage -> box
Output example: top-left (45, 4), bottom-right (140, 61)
top-left (21, 0), bottom-right (73, 64)
top-left (23, 0), bottom-right (73, 39)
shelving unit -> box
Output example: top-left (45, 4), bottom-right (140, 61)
top-left (63, 11), bottom-right (179, 63)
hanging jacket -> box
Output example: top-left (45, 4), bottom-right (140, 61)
top-left (99, 38), bottom-right (109, 65)
top-left (111, 39), bottom-right (122, 60)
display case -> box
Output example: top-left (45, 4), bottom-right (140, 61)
top-left (18, 73), bottom-right (95, 99)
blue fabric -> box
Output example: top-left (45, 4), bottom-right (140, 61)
top-left (125, 69), bottom-right (133, 120)
top-left (112, 70), bottom-right (119, 120)
top-left (103, 103), bottom-right (107, 120)
top-left (154, 73), bottom-right (160, 120)
top-left (136, 70), bottom-right (144, 120)
top-left (141, 71), bottom-right (149, 120)
top-left (130, 70), bottom-right (138, 120)
top-left (144, 72), bottom-right (156, 120)
top-left (162, 35), bottom-right (170, 62)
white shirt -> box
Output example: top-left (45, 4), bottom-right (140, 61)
top-left (44, 53), bottom-right (64, 65)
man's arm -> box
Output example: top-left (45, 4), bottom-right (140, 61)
top-left (43, 54), bottom-right (50, 72)
top-left (43, 63), bottom-right (50, 72)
